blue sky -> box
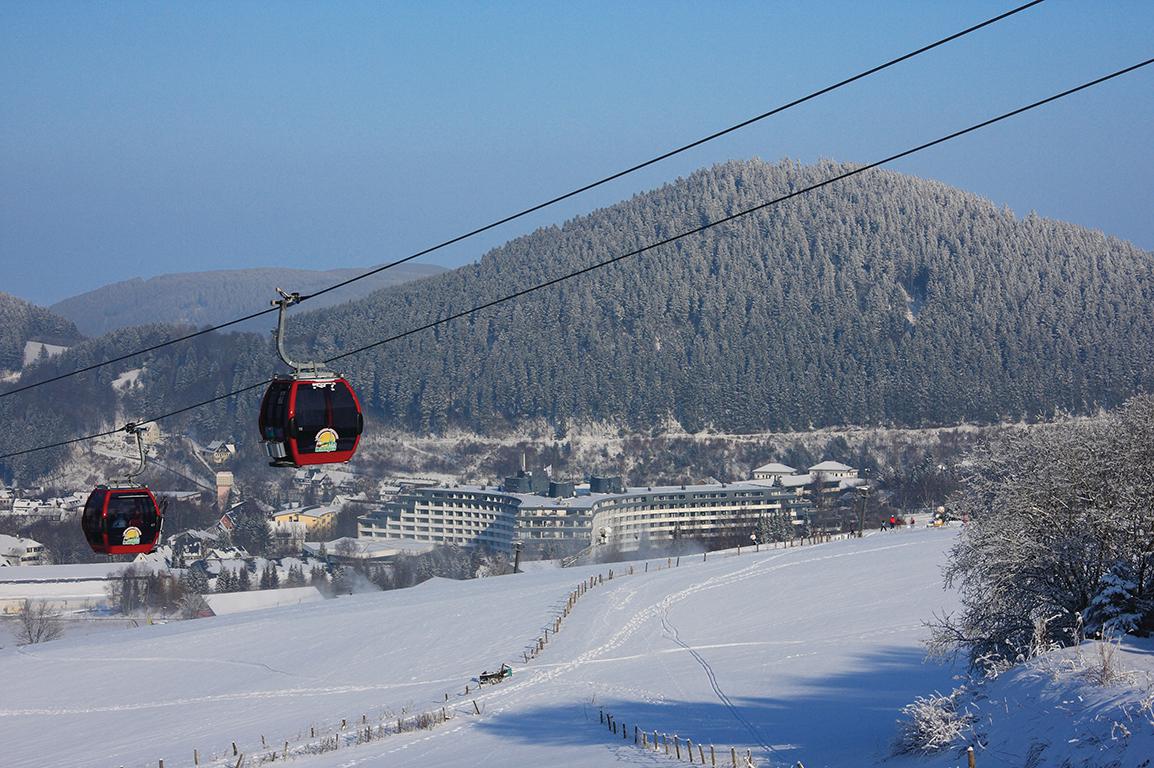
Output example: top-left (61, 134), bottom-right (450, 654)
top-left (2, 1), bottom-right (1151, 305)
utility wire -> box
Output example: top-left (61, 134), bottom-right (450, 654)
top-left (304, 0), bottom-right (1046, 304)
top-left (147, 458), bottom-right (217, 493)
top-left (0, 0), bottom-right (1045, 401)
top-left (2, 55), bottom-right (1149, 463)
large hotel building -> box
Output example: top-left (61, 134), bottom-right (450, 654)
top-left (357, 461), bottom-right (859, 557)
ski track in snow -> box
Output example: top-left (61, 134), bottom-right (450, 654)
top-left (0, 676), bottom-right (468, 717)
top-left (660, 605), bottom-right (775, 756)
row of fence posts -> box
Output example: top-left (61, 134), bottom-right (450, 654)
top-left (523, 565), bottom-right (634, 662)
top-left (152, 706), bottom-right (455, 767)
top-left (527, 533), bottom-right (850, 665)
top-left (168, 568), bottom-right (636, 767)
top-left (152, 537), bottom-right (857, 767)
top-left (599, 708), bottom-right (755, 767)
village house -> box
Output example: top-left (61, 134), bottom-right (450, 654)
top-left (273, 499), bottom-right (344, 537)
top-left (0, 534), bottom-right (47, 566)
top-left (203, 439), bottom-right (237, 465)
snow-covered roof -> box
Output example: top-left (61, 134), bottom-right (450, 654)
top-left (753, 462), bottom-right (796, 474)
top-left (204, 586), bottom-right (324, 616)
top-left (307, 538), bottom-right (438, 558)
top-left (809, 461), bottom-right (855, 472)
top-left (277, 502), bottom-right (341, 520)
top-left (172, 528), bottom-right (221, 543)
top-left (0, 561), bottom-right (151, 582)
top-left (0, 534), bottom-right (42, 551)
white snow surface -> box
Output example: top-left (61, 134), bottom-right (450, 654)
top-left (2, 529), bottom-right (1148, 767)
top-left (204, 586), bottom-right (325, 616)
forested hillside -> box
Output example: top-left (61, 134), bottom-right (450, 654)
top-left (0, 292), bottom-right (83, 373)
top-left (49, 263), bottom-right (446, 336)
top-left (4, 159), bottom-right (1154, 481)
top-left (315, 159), bottom-right (1154, 433)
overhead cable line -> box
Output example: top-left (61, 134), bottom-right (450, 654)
top-left (0, 0), bottom-right (1046, 401)
top-left (2, 54), bottom-right (1150, 463)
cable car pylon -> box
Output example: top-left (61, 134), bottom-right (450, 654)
top-left (258, 289), bottom-right (364, 468)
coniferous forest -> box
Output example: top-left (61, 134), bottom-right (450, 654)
top-left (4, 159), bottom-right (1154, 479)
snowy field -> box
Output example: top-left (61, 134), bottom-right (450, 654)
top-left (1, 528), bottom-right (1149, 767)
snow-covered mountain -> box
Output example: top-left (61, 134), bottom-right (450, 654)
top-left (2, 529), bottom-right (1150, 767)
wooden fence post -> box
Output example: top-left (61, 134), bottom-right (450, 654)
top-left (967, 746), bottom-right (976, 768)
top-left (194, 749), bottom-right (199, 766)
top-left (700, 744), bottom-right (706, 764)
top-left (674, 735), bottom-right (681, 760)
top-left (710, 744), bottom-right (716, 766)
top-left (688, 738), bottom-right (694, 762)
top-left (731, 747), bottom-right (737, 767)
top-left (232, 742), bottom-right (238, 756)
top-left (473, 700), bottom-right (481, 715)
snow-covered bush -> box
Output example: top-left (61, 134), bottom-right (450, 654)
top-left (893, 688), bottom-right (973, 754)
top-left (930, 396), bottom-right (1154, 671)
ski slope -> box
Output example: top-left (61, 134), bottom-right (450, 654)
top-left (2, 530), bottom-right (965, 767)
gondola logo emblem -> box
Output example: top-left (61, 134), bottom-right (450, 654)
top-left (315, 428), bottom-right (339, 453)
top-left (122, 526), bottom-right (142, 546)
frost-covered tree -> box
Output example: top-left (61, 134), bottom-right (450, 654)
top-left (1083, 560), bottom-right (1145, 637)
top-left (930, 396), bottom-right (1154, 670)
top-left (285, 563), bottom-right (306, 587)
top-left (214, 567), bottom-right (236, 593)
top-left (16, 600), bottom-right (64, 645)
top-left (236, 564), bottom-right (251, 592)
top-left (181, 567), bottom-right (209, 595)
top-left (259, 562), bottom-right (280, 590)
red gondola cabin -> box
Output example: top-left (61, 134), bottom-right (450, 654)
top-left (81, 486), bottom-right (163, 555)
top-left (259, 375), bottom-right (363, 467)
